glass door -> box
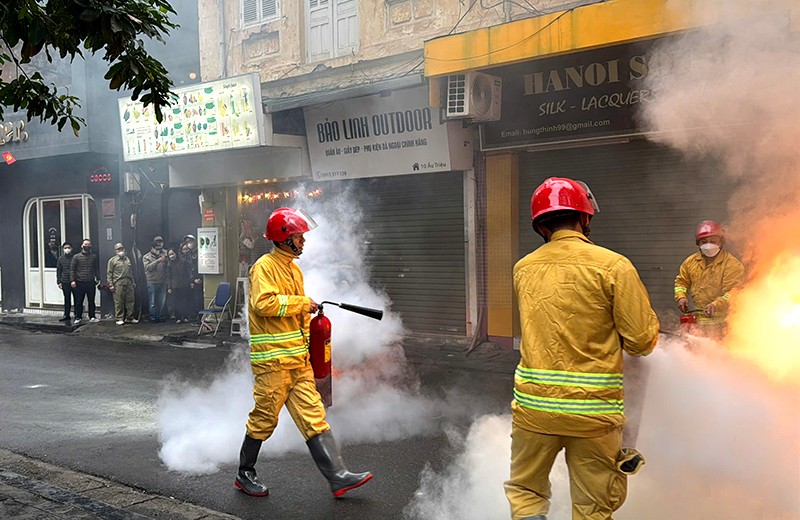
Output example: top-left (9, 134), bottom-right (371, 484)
top-left (24, 195), bottom-right (98, 308)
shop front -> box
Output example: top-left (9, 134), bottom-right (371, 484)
top-left (162, 83), bottom-right (476, 337)
top-left (301, 86), bottom-right (475, 336)
top-left (0, 111), bottom-right (113, 314)
top-left (423, 0), bottom-right (733, 346)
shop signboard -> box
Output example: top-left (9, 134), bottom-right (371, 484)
top-left (303, 86), bottom-right (471, 181)
top-left (480, 37), bottom-right (670, 150)
top-left (197, 227), bottom-right (222, 275)
top-left (118, 74), bottom-right (266, 162)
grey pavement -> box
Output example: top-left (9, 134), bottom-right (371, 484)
top-left (0, 311), bottom-right (519, 519)
top-left (0, 449), bottom-right (239, 519)
top-left (0, 310), bottom-right (520, 374)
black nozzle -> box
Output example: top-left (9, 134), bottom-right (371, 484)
top-left (320, 301), bottom-right (383, 321)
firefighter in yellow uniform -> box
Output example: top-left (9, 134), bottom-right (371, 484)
top-left (506, 178), bottom-right (660, 520)
top-left (674, 220), bottom-right (745, 338)
top-left (234, 207), bottom-right (372, 498)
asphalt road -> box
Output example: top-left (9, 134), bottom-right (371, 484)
top-left (0, 326), bottom-right (512, 519)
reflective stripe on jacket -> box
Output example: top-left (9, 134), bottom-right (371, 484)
top-left (513, 230), bottom-right (660, 438)
top-left (248, 247), bottom-right (312, 372)
top-left (674, 250), bottom-right (744, 324)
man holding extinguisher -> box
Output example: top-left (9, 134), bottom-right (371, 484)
top-left (234, 207), bottom-right (373, 498)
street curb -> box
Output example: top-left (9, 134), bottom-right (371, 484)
top-left (0, 449), bottom-right (240, 520)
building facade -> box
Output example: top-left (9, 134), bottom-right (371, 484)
top-left (0, 1), bottom-right (202, 315)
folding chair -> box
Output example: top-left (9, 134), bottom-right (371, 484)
top-left (198, 281), bottom-right (232, 336)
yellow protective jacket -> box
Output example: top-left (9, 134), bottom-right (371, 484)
top-left (248, 247), bottom-right (313, 373)
top-left (674, 250), bottom-right (745, 324)
top-left (513, 230), bottom-right (660, 438)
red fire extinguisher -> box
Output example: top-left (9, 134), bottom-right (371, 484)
top-left (308, 301), bottom-right (383, 407)
top-left (309, 308), bottom-right (332, 379)
top-left (679, 310), bottom-right (702, 333)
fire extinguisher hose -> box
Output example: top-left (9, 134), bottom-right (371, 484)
top-left (319, 301), bottom-right (383, 321)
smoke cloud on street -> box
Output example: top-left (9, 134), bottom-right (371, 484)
top-left (409, 0), bottom-right (800, 518)
top-left (157, 188), bottom-right (475, 474)
top-left (405, 338), bottom-right (800, 519)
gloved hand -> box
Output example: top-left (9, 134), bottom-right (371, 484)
top-left (616, 447), bottom-right (645, 475)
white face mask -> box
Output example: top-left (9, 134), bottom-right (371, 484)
top-left (63, 248), bottom-right (72, 254)
top-left (117, 251), bottom-right (125, 257)
top-left (700, 243), bottom-right (721, 257)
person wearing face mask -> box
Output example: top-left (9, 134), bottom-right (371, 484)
top-left (142, 235), bottom-right (169, 323)
top-left (70, 239), bottom-right (100, 325)
top-left (674, 220), bottom-right (745, 337)
top-left (56, 242), bottom-right (75, 322)
top-left (506, 178), bottom-right (659, 520)
top-left (107, 243), bottom-right (137, 325)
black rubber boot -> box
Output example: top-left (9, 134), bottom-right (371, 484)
top-left (234, 435), bottom-right (269, 497)
top-left (306, 430), bottom-right (373, 497)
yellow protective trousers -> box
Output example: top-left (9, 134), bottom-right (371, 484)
top-left (505, 423), bottom-right (626, 520)
top-left (245, 364), bottom-right (330, 441)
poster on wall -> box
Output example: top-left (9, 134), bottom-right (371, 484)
top-left (303, 86), bottom-right (472, 181)
top-left (118, 74), bottom-right (266, 162)
top-left (197, 227), bottom-right (222, 275)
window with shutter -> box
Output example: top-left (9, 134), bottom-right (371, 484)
top-left (242, 0), bottom-right (279, 27)
top-left (306, 0), bottom-right (357, 62)
top-left (262, 0), bottom-right (277, 18)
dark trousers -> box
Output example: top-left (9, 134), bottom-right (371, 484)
top-left (173, 287), bottom-right (192, 320)
top-left (61, 284), bottom-right (74, 318)
top-left (74, 281), bottom-right (96, 320)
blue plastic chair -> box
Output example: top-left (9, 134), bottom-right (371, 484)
top-left (197, 282), bottom-right (232, 336)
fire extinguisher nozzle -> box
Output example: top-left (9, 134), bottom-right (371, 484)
top-left (338, 303), bottom-right (383, 321)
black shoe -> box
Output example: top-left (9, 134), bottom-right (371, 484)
top-left (235, 435), bottom-right (268, 497)
top-left (307, 430), bottom-right (373, 497)
top-left (234, 470), bottom-right (269, 497)
top-left (58, 316), bottom-right (70, 322)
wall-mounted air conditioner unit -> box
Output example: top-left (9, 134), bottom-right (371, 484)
top-left (445, 72), bottom-right (502, 122)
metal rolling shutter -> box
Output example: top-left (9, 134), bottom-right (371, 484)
top-left (345, 172), bottom-right (467, 335)
top-left (518, 140), bottom-right (736, 316)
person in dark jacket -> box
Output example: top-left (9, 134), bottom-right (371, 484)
top-left (56, 242), bottom-right (75, 321)
top-left (70, 238), bottom-right (100, 324)
top-left (167, 245), bottom-right (192, 323)
top-left (143, 236), bottom-right (169, 322)
top-left (182, 234), bottom-right (203, 321)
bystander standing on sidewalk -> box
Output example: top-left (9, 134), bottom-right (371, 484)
top-left (182, 234), bottom-right (203, 320)
top-left (107, 243), bottom-right (137, 325)
top-left (166, 247), bottom-right (179, 320)
top-left (168, 245), bottom-right (193, 323)
top-left (70, 239), bottom-right (99, 325)
top-left (143, 236), bottom-right (168, 323)
top-left (56, 242), bottom-right (75, 322)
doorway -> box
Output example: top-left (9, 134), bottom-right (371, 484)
top-left (23, 195), bottom-right (98, 308)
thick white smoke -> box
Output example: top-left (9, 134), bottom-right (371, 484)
top-left (157, 187), bottom-right (471, 474)
top-left (405, 337), bottom-right (800, 520)
top-left (408, 1), bottom-right (800, 517)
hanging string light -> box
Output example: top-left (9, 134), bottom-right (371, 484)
top-left (240, 188), bottom-right (323, 204)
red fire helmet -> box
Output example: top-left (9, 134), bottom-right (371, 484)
top-left (695, 220), bottom-right (725, 244)
top-left (265, 207), bottom-right (318, 241)
top-left (530, 177), bottom-right (599, 222)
